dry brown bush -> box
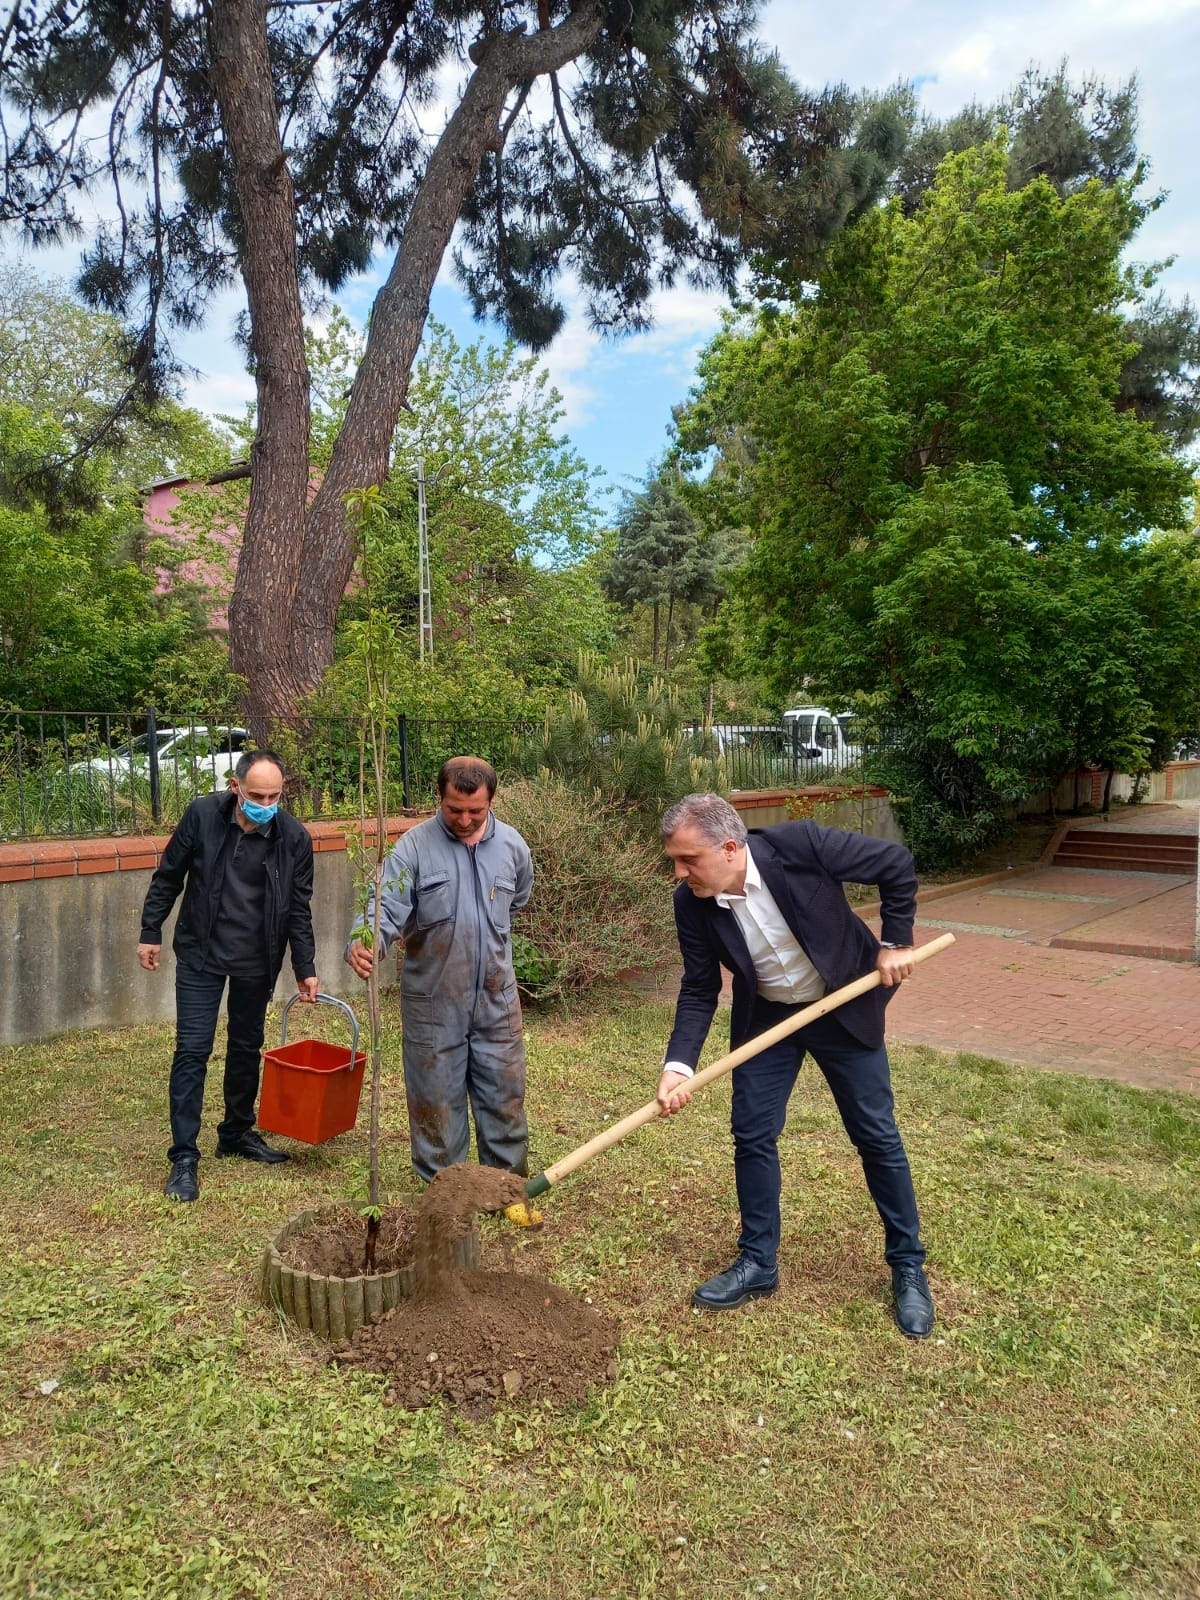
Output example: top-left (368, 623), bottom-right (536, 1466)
top-left (494, 775), bottom-right (677, 999)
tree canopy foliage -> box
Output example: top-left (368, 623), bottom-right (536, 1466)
top-left (0, 264), bottom-right (236, 709)
top-left (880, 64), bottom-right (1200, 453)
top-left (284, 313), bottom-right (618, 720)
top-left (0, 404), bottom-right (190, 707)
top-left (891, 63), bottom-right (1141, 215)
top-left (677, 139), bottom-right (1200, 847)
top-left (0, 263), bottom-right (235, 489)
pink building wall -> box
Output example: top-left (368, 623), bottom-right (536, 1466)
top-left (142, 476), bottom-right (241, 632)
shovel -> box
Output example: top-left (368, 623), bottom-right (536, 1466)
top-left (522, 930), bottom-right (955, 1205)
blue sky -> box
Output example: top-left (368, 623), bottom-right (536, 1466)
top-left (16, 0), bottom-right (1199, 507)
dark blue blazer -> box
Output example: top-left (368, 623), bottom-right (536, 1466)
top-left (664, 821), bottom-right (918, 1065)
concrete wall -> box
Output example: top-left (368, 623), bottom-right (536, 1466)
top-left (1, 847), bottom-right (373, 1048)
top-left (1, 786), bottom-right (907, 1048)
top-left (732, 787), bottom-right (905, 843)
top-left (0, 820), bottom-right (417, 1049)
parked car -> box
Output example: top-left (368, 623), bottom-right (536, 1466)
top-left (75, 725), bottom-right (252, 795)
top-left (705, 724), bottom-right (789, 757)
top-left (781, 707), bottom-right (863, 770)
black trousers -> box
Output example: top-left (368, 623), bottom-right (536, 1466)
top-left (732, 1003), bottom-right (925, 1271)
top-left (167, 963), bottom-right (274, 1162)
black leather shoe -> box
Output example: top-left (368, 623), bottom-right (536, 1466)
top-left (893, 1264), bottom-right (935, 1339)
top-left (164, 1158), bottom-right (199, 1202)
top-left (693, 1255), bottom-right (779, 1310)
top-left (215, 1130), bottom-right (290, 1164)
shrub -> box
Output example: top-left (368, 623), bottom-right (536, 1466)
top-left (868, 728), bottom-right (1011, 872)
top-left (529, 651), bottom-right (723, 815)
top-left (494, 775), bottom-right (678, 1000)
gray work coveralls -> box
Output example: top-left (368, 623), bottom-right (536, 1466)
top-left (359, 810), bottom-right (533, 1180)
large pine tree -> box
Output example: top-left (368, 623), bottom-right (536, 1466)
top-left (0, 0), bottom-right (904, 730)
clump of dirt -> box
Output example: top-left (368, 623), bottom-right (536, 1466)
top-left (411, 1163), bottom-right (526, 1295)
top-left (334, 1163), bottom-right (620, 1409)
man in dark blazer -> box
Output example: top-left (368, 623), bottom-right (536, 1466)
top-left (656, 793), bottom-right (934, 1339)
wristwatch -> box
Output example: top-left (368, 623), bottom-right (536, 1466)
top-left (879, 941), bottom-right (912, 949)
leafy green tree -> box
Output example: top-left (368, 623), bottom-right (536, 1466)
top-left (0, 263), bottom-right (235, 488)
top-left (678, 141), bottom-right (1198, 854)
top-left (351, 315), bottom-right (616, 703)
top-left (884, 65), bottom-right (1200, 454)
top-left (212, 309), bottom-right (618, 715)
top-left (0, 405), bottom-right (190, 707)
top-left (1, 0), bottom-right (906, 733)
top-left (604, 470), bottom-right (722, 670)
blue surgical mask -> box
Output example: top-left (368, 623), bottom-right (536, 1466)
top-left (240, 798), bottom-right (278, 825)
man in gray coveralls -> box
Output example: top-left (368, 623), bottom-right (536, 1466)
top-left (346, 756), bottom-right (533, 1186)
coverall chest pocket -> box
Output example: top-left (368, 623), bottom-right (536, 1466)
top-left (414, 874), bottom-right (453, 930)
top-left (488, 877), bottom-right (516, 933)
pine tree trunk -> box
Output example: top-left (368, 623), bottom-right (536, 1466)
top-left (664, 591), bottom-right (675, 672)
top-left (213, 0), bottom-right (606, 729)
top-left (652, 603), bottom-right (660, 666)
top-left (209, 0), bottom-right (312, 731)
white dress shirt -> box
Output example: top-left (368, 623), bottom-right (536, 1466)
top-left (664, 850), bottom-right (825, 1078)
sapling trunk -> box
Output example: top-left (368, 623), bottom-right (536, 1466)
top-left (345, 485), bottom-right (403, 1276)
top-left (362, 871), bottom-right (383, 1272)
top-left (362, 697), bottom-right (388, 1273)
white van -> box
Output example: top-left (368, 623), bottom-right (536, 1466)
top-left (781, 706), bottom-right (862, 769)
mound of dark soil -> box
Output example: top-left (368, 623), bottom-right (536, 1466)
top-left (331, 1164), bottom-right (620, 1409)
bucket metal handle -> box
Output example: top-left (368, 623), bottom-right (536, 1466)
top-left (280, 991), bottom-right (360, 1068)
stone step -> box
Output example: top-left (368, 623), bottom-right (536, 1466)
top-left (1057, 828), bottom-right (1196, 851)
top-left (1053, 826), bottom-right (1197, 873)
top-left (1054, 844), bottom-right (1197, 864)
top-left (1053, 851), bottom-right (1194, 875)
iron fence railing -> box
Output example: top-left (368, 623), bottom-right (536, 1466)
top-left (0, 708), bottom-right (555, 839)
top-left (0, 708), bottom-right (892, 842)
top-left (683, 721), bottom-right (873, 791)
top-left (0, 708), bottom-right (256, 841)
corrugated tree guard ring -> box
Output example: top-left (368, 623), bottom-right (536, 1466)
top-left (259, 1205), bottom-right (482, 1341)
top-left (258, 993), bottom-right (367, 1145)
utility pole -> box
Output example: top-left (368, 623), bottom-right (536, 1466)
top-left (416, 454), bottom-right (433, 663)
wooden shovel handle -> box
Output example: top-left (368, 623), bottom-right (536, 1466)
top-left (525, 930), bottom-right (955, 1198)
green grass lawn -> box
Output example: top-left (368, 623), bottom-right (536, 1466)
top-left (1, 991), bottom-right (1198, 1600)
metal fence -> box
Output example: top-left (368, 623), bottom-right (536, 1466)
top-left (0, 708), bottom-right (552, 840)
top-left (684, 720), bottom-right (870, 792)
top-left (0, 707), bottom-right (885, 841)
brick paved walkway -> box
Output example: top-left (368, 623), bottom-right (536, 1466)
top-left (888, 929), bottom-right (1200, 1095)
top-left (882, 811), bottom-right (1200, 1091)
top-left (912, 866), bottom-right (1196, 962)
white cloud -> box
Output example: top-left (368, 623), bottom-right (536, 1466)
top-left (760, 0), bottom-right (1200, 310)
top-left (180, 365), bottom-right (255, 416)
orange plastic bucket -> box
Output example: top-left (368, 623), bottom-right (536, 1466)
top-left (258, 993), bottom-right (366, 1145)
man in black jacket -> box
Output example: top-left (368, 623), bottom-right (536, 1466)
top-left (137, 751), bottom-right (319, 1202)
top-left (655, 793), bottom-right (934, 1339)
